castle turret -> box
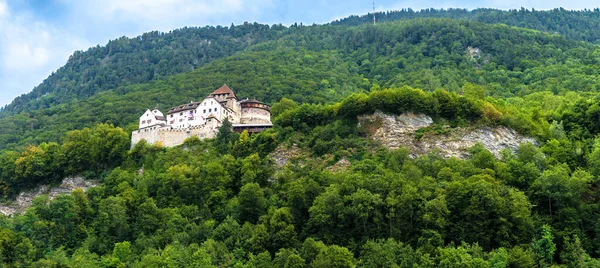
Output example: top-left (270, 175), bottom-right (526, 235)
top-left (210, 84), bottom-right (237, 104)
top-left (239, 99), bottom-right (271, 124)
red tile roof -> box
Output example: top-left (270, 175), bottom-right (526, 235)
top-left (210, 84), bottom-right (237, 99)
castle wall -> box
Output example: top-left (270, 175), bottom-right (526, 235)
top-left (131, 123), bottom-right (220, 148)
top-left (240, 105), bottom-right (271, 124)
top-left (240, 112), bottom-right (271, 124)
top-left (157, 129), bottom-right (189, 147)
top-left (131, 126), bottom-right (162, 146)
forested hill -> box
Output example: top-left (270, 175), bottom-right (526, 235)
top-left (5, 9), bottom-right (600, 267)
top-left (3, 7), bottom-right (600, 117)
top-left (334, 8), bottom-right (600, 43)
top-left (1, 23), bottom-right (288, 115)
top-left (2, 18), bottom-right (600, 150)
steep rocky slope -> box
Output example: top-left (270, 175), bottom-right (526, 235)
top-left (0, 177), bottom-right (99, 216)
top-left (358, 111), bottom-right (537, 159)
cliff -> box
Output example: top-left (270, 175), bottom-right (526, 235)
top-left (358, 111), bottom-right (537, 159)
top-left (0, 177), bottom-right (99, 216)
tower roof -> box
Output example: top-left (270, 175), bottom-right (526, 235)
top-left (210, 84), bottom-right (237, 99)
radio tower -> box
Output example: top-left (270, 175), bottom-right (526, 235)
top-left (373, 1), bottom-right (376, 24)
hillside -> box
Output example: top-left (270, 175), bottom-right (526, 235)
top-left (3, 8), bottom-right (600, 116)
top-left (334, 7), bottom-right (600, 43)
top-left (2, 10), bottom-right (600, 266)
top-left (1, 18), bottom-right (600, 150)
top-left (1, 23), bottom-right (288, 115)
top-left (1, 84), bottom-right (600, 266)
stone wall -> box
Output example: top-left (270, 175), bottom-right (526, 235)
top-left (131, 126), bottom-right (162, 146)
top-left (132, 124), bottom-right (220, 148)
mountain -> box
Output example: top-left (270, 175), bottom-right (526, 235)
top-left (4, 7), bottom-right (600, 116)
top-left (2, 9), bottom-right (600, 267)
top-left (334, 7), bottom-right (600, 43)
top-left (1, 23), bottom-right (288, 115)
top-left (1, 17), bottom-right (600, 150)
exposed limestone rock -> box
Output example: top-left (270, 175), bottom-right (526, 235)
top-left (358, 111), bottom-right (537, 159)
top-left (0, 177), bottom-right (99, 216)
top-left (270, 144), bottom-right (303, 168)
top-left (327, 158), bottom-right (351, 172)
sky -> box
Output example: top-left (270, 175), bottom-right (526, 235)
top-left (0, 0), bottom-right (598, 107)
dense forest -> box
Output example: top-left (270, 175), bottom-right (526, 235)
top-left (1, 87), bottom-right (600, 267)
top-left (334, 8), bottom-right (600, 44)
top-left (4, 7), bottom-right (600, 117)
top-left (3, 17), bottom-right (600, 150)
top-left (1, 7), bottom-right (600, 267)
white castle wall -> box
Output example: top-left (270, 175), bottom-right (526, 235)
top-left (240, 110), bottom-right (271, 124)
top-left (131, 126), bottom-right (162, 146)
top-left (131, 121), bottom-right (220, 148)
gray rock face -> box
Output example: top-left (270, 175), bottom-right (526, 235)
top-left (358, 111), bottom-right (537, 159)
top-left (0, 176), bottom-right (99, 216)
top-left (270, 144), bottom-right (302, 168)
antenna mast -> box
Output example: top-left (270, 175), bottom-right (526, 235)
top-left (373, 1), bottom-right (376, 24)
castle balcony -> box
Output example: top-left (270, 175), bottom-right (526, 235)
top-left (232, 123), bottom-right (273, 134)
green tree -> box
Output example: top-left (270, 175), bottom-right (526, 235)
top-left (532, 224), bottom-right (556, 267)
top-left (232, 130), bottom-right (252, 158)
top-left (214, 119), bottom-right (237, 153)
top-left (311, 245), bottom-right (356, 268)
top-left (271, 97), bottom-right (299, 119)
top-left (560, 235), bottom-right (588, 268)
top-left (238, 183), bottom-right (267, 224)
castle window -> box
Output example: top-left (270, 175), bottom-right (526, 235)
top-left (215, 107), bottom-right (218, 112)
top-left (142, 120), bottom-right (146, 124)
top-left (209, 108), bottom-right (212, 112)
top-left (180, 112), bottom-right (183, 116)
top-left (170, 115), bottom-right (173, 118)
top-left (203, 109), bottom-right (206, 113)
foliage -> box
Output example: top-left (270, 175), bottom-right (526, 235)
top-left (1, 9), bottom-right (600, 267)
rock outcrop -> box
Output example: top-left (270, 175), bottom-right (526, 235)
top-left (0, 177), bottom-right (99, 216)
top-left (270, 144), bottom-right (303, 168)
top-left (358, 111), bottom-right (537, 159)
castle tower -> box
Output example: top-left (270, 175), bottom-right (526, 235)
top-left (210, 84), bottom-right (237, 105)
top-left (239, 99), bottom-right (271, 124)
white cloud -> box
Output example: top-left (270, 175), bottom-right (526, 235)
top-left (64, 0), bottom-right (274, 34)
top-left (0, 2), bottom-right (89, 106)
top-left (0, 0), bottom-right (7, 18)
top-left (102, 0), bottom-right (245, 19)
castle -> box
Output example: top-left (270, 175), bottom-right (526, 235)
top-left (131, 85), bottom-right (272, 147)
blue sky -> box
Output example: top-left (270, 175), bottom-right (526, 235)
top-left (0, 0), bottom-right (598, 107)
